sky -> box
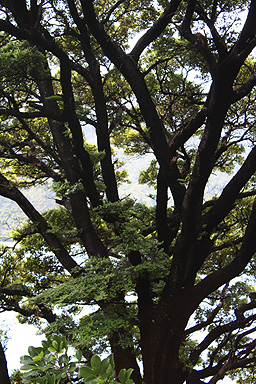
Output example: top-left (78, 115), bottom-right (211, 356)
top-left (1, 312), bottom-right (44, 372)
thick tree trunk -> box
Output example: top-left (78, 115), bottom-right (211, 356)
top-left (142, 336), bottom-right (188, 384)
top-left (140, 292), bottom-right (194, 384)
top-left (110, 335), bottom-right (142, 384)
top-left (0, 341), bottom-right (10, 384)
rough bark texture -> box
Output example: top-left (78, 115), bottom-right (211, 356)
top-left (0, 342), bottom-right (10, 384)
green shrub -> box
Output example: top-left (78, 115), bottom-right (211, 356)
top-left (20, 335), bottom-right (134, 384)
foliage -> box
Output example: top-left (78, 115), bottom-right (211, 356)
top-left (0, 324), bottom-right (9, 350)
top-left (10, 370), bottom-right (24, 384)
top-left (0, 40), bottom-right (47, 86)
top-left (20, 335), bottom-right (134, 384)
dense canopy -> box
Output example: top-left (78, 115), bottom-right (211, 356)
top-left (1, 1), bottom-right (256, 383)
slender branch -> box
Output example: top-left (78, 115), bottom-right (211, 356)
top-left (210, 237), bottom-right (243, 253)
top-left (185, 283), bottom-right (229, 336)
top-left (230, 0), bottom-right (256, 62)
top-left (0, 107), bottom-right (59, 120)
top-left (0, 287), bottom-right (33, 297)
top-left (129, 0), bottom-right (182, 62)
top-left (0, 172), bottom-right (82, 276)
top-left (195, 3), bottom-right (227, 60)
top-left (101, 0), bottom-right (126, 24)
top-left (203, 146), bottom-right (256, 233)
top-left (0, 148), bottom-right (62, 182)
top-left (179, 1), bottom-right (217, 76)
top-left (232, 71), bottom-right (256, 103)
top-left (190, 310), bottom-right (256, 367)
top-left (192, 198), bottom-right (256, 313)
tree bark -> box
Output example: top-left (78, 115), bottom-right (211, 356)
top-left (0, 341), bottom-right (10, 384)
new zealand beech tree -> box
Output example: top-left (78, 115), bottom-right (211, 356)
top-left (1, 1), bottom-right (256, 383)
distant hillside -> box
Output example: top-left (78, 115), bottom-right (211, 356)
top-left (0, 185), bottom-right (56, 241)
top-left (0, 154), bottom-right (155, 242)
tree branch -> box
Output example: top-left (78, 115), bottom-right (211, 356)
top-left (192, 198), bottom-right (256, 310)
top-left (185, 283), bottom-right (229, 337)
top-left (203, 146), bottom-right (256, 233)
top-left (0, 173), bottom-right (82, 276)
top-left (232, 71), bottom-right (256, 103)
top-left (195, 3), bottom-right (227, 61)
top-left (129, 0), bottom-right (182, 62)
top-left (230, 0), bottom-right (256, 62)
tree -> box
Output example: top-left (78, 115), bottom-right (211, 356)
top-left (1, 0), bottom-right (256, 383)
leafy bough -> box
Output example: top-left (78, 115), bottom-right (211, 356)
top-left (20, 335), bottom-right (134, 384)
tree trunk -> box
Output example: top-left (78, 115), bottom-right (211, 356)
top-left (142, 337), bottom-right (189, 384)
top-left (0, 341), bottom-right (10, 384)
top-left (110, 335), bottom-right (142, 384)
top-left (140, 294), bottom-right (194, 384)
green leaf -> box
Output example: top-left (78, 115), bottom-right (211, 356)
top-left (75, 349), bottom-right (82, 362)
top-left (86, 381), bottom-right (101, 384)
top-left (61, 336), bottom-right (68, 351)
top-left (108, 354), bottom-right (115, 370)
top-left (91, 355), bottom-right (101, 373)
top-left (118, 368), bottom-right (134, 383)
top-left (22, 371), bottom-right (37, 378)
top-left (42, 340), bottom-right (50, 349)
top-left (45, 372), bottom-right (55, 384)
top-left (125, 368), bottom-right (134, 380)
top-left (48, 347), bottom-right (57, 353)
top-left (79, 366), bottom-right (95, 378)
top-left (99, 357), bottom-right (109, 375)
top-left (28, 346), bottom-right (43, 358)
top-left (46, 354), bottom-right (55, 364)
top-left (37, 360), bottom-right (45, 367)
top-left (84, 375), bottom-right (98, 383)
top-left (53, 335), bottom-right (61, 343)
top-left (84, 381), bottom-right (98, 384)
top-left (106, 364), bottom-right (114, 377)
top-left (118, 368), bottom-right (127, 384)
top-left (68, 362), bottom-right (77, 373)
top-left (52, 340), bottom-right (59, 351)
top-left (20, 364), bottom-right (37, 371)
top-left (20, 355), bottom-right (33, 364)
top-left (58, 354), bottom-right (69, 366)
top-left (33, 351), bottom-right (44, 361)
top-left (60, 371), bottom-right (68, 379)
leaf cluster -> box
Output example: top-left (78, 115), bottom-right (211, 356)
top-left (20, 335), bottom-right (134, 384)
